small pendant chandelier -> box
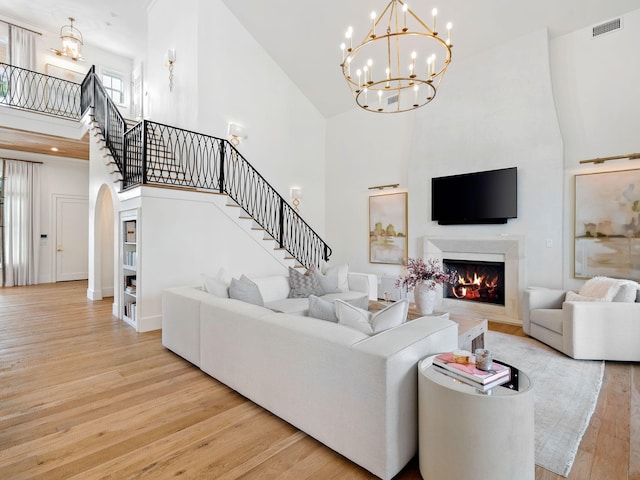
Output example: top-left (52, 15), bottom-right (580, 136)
top-left (340, 0), bottom-right (453, 113)
top-left (51, 17), bottom-right (84, 61)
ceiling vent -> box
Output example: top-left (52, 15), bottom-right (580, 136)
top-left (592, 18), bottom-right (622, 38)
top-left (387, 94), bottom-right (399, 106)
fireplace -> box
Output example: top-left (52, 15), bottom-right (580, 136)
top-left (443, 259), bottom-right (505, 306)
top-left (424, 236), bottom-right (524, 324)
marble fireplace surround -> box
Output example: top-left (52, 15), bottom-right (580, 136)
top-left (424, 236), bottom-right (525, 324)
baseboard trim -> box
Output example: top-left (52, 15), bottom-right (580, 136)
top-left (138, 314), bottom-right (162, 332)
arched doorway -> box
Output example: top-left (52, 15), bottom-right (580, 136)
top-left (87, 184), bottom-right (115, 300)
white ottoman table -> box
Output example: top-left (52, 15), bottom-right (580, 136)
top-left (418, 355), bottom-right (535, 480)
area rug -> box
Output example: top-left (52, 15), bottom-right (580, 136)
top-left (485, 331), bottom-right (604, 477)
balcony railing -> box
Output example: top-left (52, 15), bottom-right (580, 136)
top-left (0, 62), bottom-right (81, 119)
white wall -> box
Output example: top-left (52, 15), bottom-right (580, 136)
top-left (411, 29), bottom-right (564, 291)
top-left (145, 0), bottom-right (327, 235)
top-left (123, 187), bottom-right (290, 331)
top-left (551, 7), bottom-right (640, 292)
top-left (325, 109), bottom-right (415, 275)
top-left (0, 148), bottom-right (89, 284)
top-left (326, 29), bottom-right (565, 304)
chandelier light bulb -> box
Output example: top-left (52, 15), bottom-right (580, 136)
top-left (367, 59), bottom-right (373, 84)
top-left (432, 8), bottom-right (438, 33)
top-left (446, 22), bottom-right (453, 45)
top-left (378, 90), bottom-right (383, 111)
top-left (371, 11), bottom-right (377, 37)
top-left (364, 87), bottom-right (369, 107)
top-left (403, 4), bottom-right (408, 31)
top-left (346, 26), bottom-right (353, 50)
top-left (413, 85), bottom-right (419, 106)
top-left (340, 43), bottom-right (346, 62)
top-left (357, 69), bottom-right (362, 89)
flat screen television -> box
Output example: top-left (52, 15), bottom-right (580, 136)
top-left (431, 167), bottom-right (517, 225)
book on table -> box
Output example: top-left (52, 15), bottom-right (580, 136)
top-left (432, 352), bottom-right (510, 386)
top-left (432, 364), bottom-right (511, 391)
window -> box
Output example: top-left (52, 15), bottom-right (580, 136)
top-left (102, 71), bottom-right (125, 105)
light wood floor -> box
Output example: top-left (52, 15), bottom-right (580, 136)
top-left (0, 281), bottom-right (637, 479)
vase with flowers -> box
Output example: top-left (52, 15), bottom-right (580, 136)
top-left (396, 257), bottom-right (456, 314)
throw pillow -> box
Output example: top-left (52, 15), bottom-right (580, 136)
top-left (308, 266), bottom-right (341, 294)
top-left (335, 299), bottom-right (408, 335)
top-left (308, 294), bottom-right (371, 323)
top-left (201, 268), bottom-right (230, 298)
top-left (228, 275), bottom-right (264, 306)
top-left (308, 295), bottom-right (340, 322)
top-left (579, 276), bottom-right (621, 301)
top-left (321, 263), bottom-right (349, 292)
top-left (288, 267), bottom-right (324, 298)
top-left (612, 282), bottom-right (640, 302)
top-left (565, 291), bottom-right (606, 302)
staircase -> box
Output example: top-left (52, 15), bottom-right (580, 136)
top-left (80, 66), bottom-right (331, 269)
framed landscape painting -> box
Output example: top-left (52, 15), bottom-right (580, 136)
top-left (574, 168), bottom-right (640, 280)
top-left (369, 192), bottom-right (408, 265)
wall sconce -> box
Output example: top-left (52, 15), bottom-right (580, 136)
top-left (290, 187), bottom-right (302, 213)
top-left (167, 49), bottom-right (176, 92)
top-left (228, 123), bottom-right (247, 147)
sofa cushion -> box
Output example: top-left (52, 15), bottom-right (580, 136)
top-left (228, 275), bottom-right (264, 306)
top-left (335, 299), bottom-right (408, 336)
top-left (530, 308), bottom-right (564, 335)
top-left (308, 294), bottom-right (370, 322)
top-left (565, 291), bottom-right (607, 302)
top-left (288, 267), bottom-right (324, 298)
top-left (265, 297), bottom-right (310, 315)
top-left (201, 268), bottom-right (230, 298)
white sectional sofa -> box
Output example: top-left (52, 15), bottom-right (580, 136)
top-left (162, 284), bottom-right (458, 479)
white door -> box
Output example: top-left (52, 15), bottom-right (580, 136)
top-left (55, 196), bottom-right (89, 282)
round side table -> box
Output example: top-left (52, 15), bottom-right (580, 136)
top-left (418, 356), bottom-right (535, 480)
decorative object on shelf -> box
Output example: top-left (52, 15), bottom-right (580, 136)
top-left (167, 49), bottom-right (176, 91)
top-left (228, 122), bottom-right (247, 146)
top-left (339, 0), bottom-right (453, 113)
top-left (369, 192), bottom-right (408, 265)
top-left (396, 257), bottom-right (455, 314)
top-left (580, 152), bottom-right (640, 164)
top-left (50, 17), bottom-right (83, 61)
top-left (290, 187), bottom-right (302, 212)
top-left (574, 168), bottom-right (640, 280)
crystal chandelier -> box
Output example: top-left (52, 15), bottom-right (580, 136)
top-left (51, 17), bottom-right (84, 61)
top-left (340, 0), bottom-right (453, 113)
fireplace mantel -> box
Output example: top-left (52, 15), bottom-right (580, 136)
top-left (424, 236), bottom-right (525, 324)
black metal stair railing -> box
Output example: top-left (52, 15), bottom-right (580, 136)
top-left (81, 66), bottom-right (126, 172)
top-left (0, 62), bottom-right (82, 119)
top-left (81, 68), bottom-right (332, 268)
top-left (123, 120), bottom-right (332, 268)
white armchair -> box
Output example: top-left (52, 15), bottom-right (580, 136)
top-left (522, 287), bottom-right (640, 361)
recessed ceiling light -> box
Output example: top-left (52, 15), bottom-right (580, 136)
top-left (51, 147), bottom-right (59, 152)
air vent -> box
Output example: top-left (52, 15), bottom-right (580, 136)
top-left (387, 94), bottom-right (399, 105)
top-left (592, 18), bottom-right (622, 37)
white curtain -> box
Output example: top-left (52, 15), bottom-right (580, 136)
top-left (9, 25), bottom-right (36, 70)
top-left (8, 25), bottom-right (37, 109)
top-left (3, 160), bottom-right (40, 287)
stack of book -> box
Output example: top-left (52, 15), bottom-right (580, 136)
top-left (432, 352), bottom-right (511, 391)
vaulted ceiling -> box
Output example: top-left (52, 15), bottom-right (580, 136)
top-left (1, 0), bottom-right (640, 118)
